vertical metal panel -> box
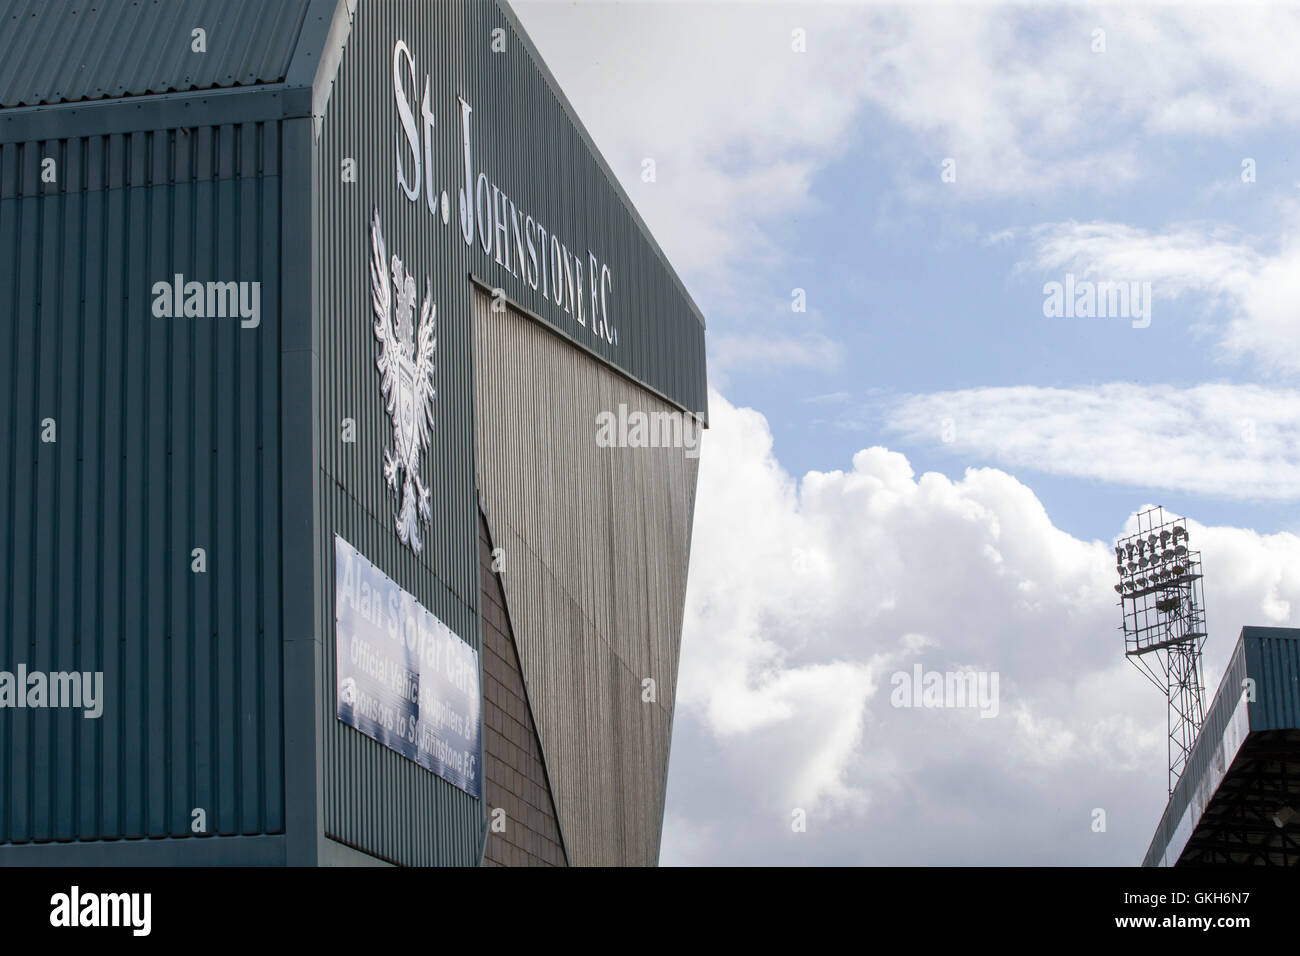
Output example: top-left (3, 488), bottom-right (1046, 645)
top-left (0, 0), bottom-right (314, 108)
top-left (479, 510), bottom-right (567, 866)
top-left (314, 0), bottom-right (482, 867)
top-left (304, 0), bottom-right (707, 863)
top-left (0, 122), bottom-right (284, 845)
top-left (308, 0), bottom-right (706, 425)
top-left (0, 0), bottom-right (709, 866)
top-left (461, 0), bottom-right (707, 422)
top-left (1244, 627), bottom-right (1300, 731)
top-left (471, 288), bottom-right (697, 866)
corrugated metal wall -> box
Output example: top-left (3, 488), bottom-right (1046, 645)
top-left (311, 0), bottom-right (707, 869)
top-left (480, 510), bottom-right (568, 867)
top-left (464, 0), bottom-right (708, 420)
top-left (314, 0), bottom-right (483, 867)
top-left (0, 0), bottom-right (708, 865)
top-left (1244, 627), bottom-right (1300, 731)
top-left (0, 122), bottom-right (285, 844)
top-left (0, 0), bottom-right (312, 108)
top-left (472, 288), bottom-right (699, 866)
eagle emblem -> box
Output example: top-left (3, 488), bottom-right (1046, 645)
top-left (370, 207), bottom-right (437, 555)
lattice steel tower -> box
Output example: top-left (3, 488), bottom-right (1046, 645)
top-left (1114, 507), bottom-right (1208, 795)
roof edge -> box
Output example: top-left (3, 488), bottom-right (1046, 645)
top-left (284, 0), bottom-right (358, 140)
top-left (0, 85), bottom-right (313, 146)
top-left (497, 0), bottom-right (707, 332)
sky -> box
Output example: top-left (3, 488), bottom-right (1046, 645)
top-left (512, 0), bottom-right (1300, 865)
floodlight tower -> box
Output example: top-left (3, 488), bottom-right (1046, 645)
top-left (1113, 507), bottom-right (1208, 795)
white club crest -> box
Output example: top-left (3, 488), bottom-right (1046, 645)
top-left (370, 207), bottom-right (437, 554)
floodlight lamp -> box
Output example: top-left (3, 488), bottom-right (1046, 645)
top-left (1114, 584), bottom-right (1123, 594)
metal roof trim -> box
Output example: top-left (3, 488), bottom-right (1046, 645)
top-left (0, 0), bottom-right (314, 110)
top-left (281, 0), bottom-right (357, 140)
top-left (496, 0), bottom-right (709, 332)
top-left (0, 84), bottom-right (313, 146)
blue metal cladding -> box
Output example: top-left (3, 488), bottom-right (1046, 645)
top-left (312, 0), bottom-right (712, 866)
top-left (310, 0), bottom-right (707, 425)
top-left (314, 0), bottom-right (483, 867)
top-left (0, 123), bottom-right (285, 844)
top-left (0, 0), bottom-right (709, 865)
top-left (1142, 626), bottom-right (1300, 865)
top-left (466, 0), bottom-right (708, 421)
top-left (1243, 626), bottom-right (1300, 731)
top-left (0, 0), bottom-right (313, 108)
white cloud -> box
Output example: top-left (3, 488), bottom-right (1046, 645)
top-left (802, 390), bottom-right (852, 406)
top-left (514, 1), bottom-right (868, 301)
top-left (886, 383), bottom-right (1300, 500)
top-left (515, 1), bottom-right (1300, 301)
top-left (709, 330), bottom-right (843, 385)
top-left (667, 390), bottom-right (1300, 864)
top-left (508, 2), bottom-right (1300, 864)
top-left (1023, 217), bottom-right (1300, 372)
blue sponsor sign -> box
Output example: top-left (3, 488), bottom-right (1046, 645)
top-left (334, 536), bottom-right (482, 797)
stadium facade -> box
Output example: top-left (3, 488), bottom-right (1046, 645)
top-left (0, 0), bottom-right (707, 866)
top-left (1144, 626), bottom-right (1300, 866)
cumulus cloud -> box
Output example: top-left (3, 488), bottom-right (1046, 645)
top-left (509, 1), bottom-right (1300, 864)
top-left (665, 391), bottom-right (1300, 864)
top-left (885, 383), bottom-right (1300, 500)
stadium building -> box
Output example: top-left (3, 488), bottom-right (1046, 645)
top-left (0, 0), bottom-right (707, 866)
top-left (1144, 627), bottom-right (1300, 866)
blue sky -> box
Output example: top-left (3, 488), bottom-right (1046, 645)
top-left (714, 93), bottom-right (1300, 538)
top-left (517, 0), bottom-right (1300, 865)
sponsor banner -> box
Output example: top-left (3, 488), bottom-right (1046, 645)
top-left (334, 535), bottom-right (481, 797)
